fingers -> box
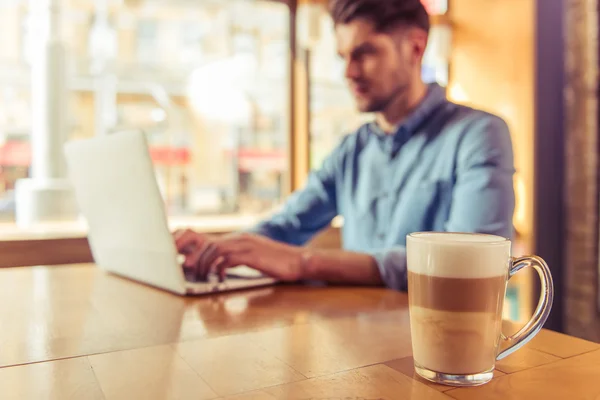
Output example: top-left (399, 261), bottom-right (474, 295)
top-left (190, 235), bottom-right (254, 280)
top-left (173, 230), bottom-right (214, 280)
top-left (173, 229), bottom-right (195, 247)
top-left (210, 256), bottom-right (226, 281)
top-left (215, 254), bottom-right (249, 280)
top-left (183, 238), bottom-right (229, 280)
top-left (196, 240), bottom-right (220, 272)
top-left (174, 229), bottom-right (197, 251)
top-left (189, 240), bottom-right (218, 280)
top-left (173, 229), bottom-right (211, 256)
top-left (172, 229), bottom-right (186, 240)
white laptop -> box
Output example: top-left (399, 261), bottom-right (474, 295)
top-left (63, 130), bottom-right (277, 295)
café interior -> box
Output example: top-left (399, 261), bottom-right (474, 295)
top-left (0, 0), bottom-right (600, 396)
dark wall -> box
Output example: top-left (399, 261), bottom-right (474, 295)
top-left (534, 0), bottom-right (565, 332)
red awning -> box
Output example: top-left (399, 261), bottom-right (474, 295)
top-left (223, 149), bottom-right (287, 172)
top-left (0, 141), bottom-right (191, 167)
top-left (0, 141), bottom-right (30, 167)
top-left (148, 147), bottom-right (190, 165)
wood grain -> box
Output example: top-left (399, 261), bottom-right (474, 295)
top-left (502, 320), bottom-right (600, 358)
top-left (0, 238), bottom-right (93, 268)
top-left (241, 310), bottom-right (413, 378)
top-left (0, 265), bottom-right (409, 368)
top-left (89, 344), bottom-right (217, 400)
top-left (175, 335), bottom-right (306, 396)
top-left (0, 357), bottom-right (104, 400)
top-left (495, 348), bottom-right (560, 374)
top-left (527, 328), bottom-right (600, 358)
top-left (224, 364), bottom-right (454, 400)
top-left (1, 264), bottom-right (597, 399)
top-left (0, 266), bottom-right (292, 367)
top-left (223, 393), bottom-right (275, 400)
top-left (446, 349), bottom-right (600, 400)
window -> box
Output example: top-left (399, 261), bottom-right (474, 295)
top-left (421, 0), bottom-right (448, 15)
top-left (0, 0), bottom-right (291, 222)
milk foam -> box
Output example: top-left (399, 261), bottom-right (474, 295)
top-left (406, 232), bottom-right (511, 278)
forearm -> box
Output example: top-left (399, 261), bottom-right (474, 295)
top-left (298, 248), bottom-right (384, 286)
top-left (248, 208), bottom-right (337, 246)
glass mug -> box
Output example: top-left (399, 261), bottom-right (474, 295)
top-left (406, 232), bottom-right (554, 387)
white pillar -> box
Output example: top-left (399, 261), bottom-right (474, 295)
top-left (90, 0), bottom-right (118, 136)
top-left (15, 0), bottom-right (78, 227)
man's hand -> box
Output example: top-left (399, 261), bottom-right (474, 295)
top-left (173, 229), bottom-right (304, 282)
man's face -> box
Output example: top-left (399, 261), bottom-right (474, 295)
top-left (335, 19), bottom-right (425, 113)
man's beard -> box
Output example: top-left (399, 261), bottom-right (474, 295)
top-left (356, 82), bottom-right (409, 113)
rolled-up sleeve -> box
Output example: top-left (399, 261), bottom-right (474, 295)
top-left (369, 247), bottom-right (408, 291)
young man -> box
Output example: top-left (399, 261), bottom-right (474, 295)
top-left (175, 0), bottom-right (515, 291)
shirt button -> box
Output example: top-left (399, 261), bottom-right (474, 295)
top-left (377, 233), bottom-right (385, 240)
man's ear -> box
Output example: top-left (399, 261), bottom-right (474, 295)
top-left (408, 27), bottom-right (428, 62)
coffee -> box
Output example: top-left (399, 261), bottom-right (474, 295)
top-left (407, 233), bottom-right (510, 375)
top-left (406, 232), bottom-right (554, 387)
top-left (408, 272), bottom-right (506, 374)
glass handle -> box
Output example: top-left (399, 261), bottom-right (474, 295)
top-left (497, 256), bottom-right (554, 360)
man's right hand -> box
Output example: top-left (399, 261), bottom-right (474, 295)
top-left (173, 229), bottom-right (304, 282)
top-left (173, 229), bottom-right (217, 270)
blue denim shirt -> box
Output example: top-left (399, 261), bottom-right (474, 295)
top-left (250, 83), bottom-right (515, 291)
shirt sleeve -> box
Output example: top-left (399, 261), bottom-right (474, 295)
top-left (445, 115), bottom-right (516, 237)
top-left (369, 247), bottom-right (409, 291)
top-left (248, 137), bottom-right (349, 246)
top-left (368, 115), bottom-right (515, 291)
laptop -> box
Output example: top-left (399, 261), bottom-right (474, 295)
top-left (63, 130), bottom-right (277, 295)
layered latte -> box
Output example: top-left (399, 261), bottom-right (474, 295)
top-left (407, 232), bottom-right (510, 375)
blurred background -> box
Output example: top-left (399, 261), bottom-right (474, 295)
top-left (1, 0), bottom-right (597, 341)
top-left (0, 0), bottom-right (530, 227)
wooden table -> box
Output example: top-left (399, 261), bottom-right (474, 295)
top-left (1, 264), bottom-right (598, 400)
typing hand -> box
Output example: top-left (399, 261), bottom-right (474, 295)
top-left (173, 229), bottom-right (216, 279)
top-left (173, 230), bottom-right (303, 282)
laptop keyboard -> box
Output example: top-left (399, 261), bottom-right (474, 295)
top-left (183, 266), bottom-right (265, 283)
top-left (178, 254), bottom-right (265, 282)
top-left (184, 269), bottom-right (213, 283)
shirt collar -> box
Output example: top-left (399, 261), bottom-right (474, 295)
top-left (369, 83), bottom-right (447, 138)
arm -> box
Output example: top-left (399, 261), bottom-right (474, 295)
top-left (178, 116), bottom-right (514, 289)
top-left (249, 138), bottom-right (347, 245)
top-left (175, 229), bottom-right (384, 284)
top-left (297, 115), bottom-right (515, 291)
top-left (299, 249), bottom-right (383, 286)
top-left (175, 137), bottom-right (365, 280)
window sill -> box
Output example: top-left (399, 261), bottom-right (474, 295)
top-left (0, 214), bottom-right (266, 242)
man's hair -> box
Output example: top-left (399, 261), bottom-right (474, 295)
top-left (328, 0), bottom-right (430, 33)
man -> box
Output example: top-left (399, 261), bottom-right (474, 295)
top-left (175, 0), bottom-right (515, 291)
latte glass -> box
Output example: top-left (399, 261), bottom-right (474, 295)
top-left (406, 232), bottom-right (554, 387)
